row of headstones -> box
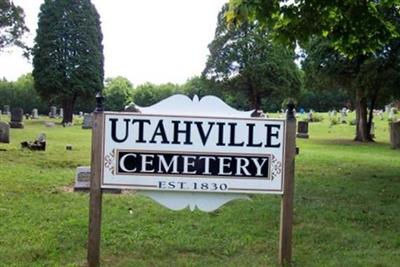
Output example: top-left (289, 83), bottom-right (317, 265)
top-left (296, 120), bottom-right (400, 149)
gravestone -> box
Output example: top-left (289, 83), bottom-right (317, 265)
top-left (49, 106), bottom-right (57, 118)
top-left (306, 110), bottom-right (313, 122)
top-left (3, 105), bottom-right (10, 115)
top-left (124, 102), bottom-right (140, 112)
top-left (82, 114), bottom-right (93, 129)
top-left (390, 121), bottom-right (400, 149)
top-left (44, 121), bottom-right (55, 127)
top-left (21, 133), bottom-right (46, 151)
top-left (340, 109), bottom-right (347, 123)
top-left (388, 108), bottom-right (396, 121)
top-left (79, 111), bottom-right (83, 117)
top-left (0, 121), bottom-right (10, 143)
top-left (59, 108), bottom-right (64, 118)
top-left (74, 166), bottom-right (121, 193)
top-left (74, 166), bottom-right (91, 191)
top-left (296, 121), bottom-right (309, 138)
top-left (9, 108), bottom-right (24, 128)
top-left (32, 109), bottom-right (39, 119)
top-left (370, 122), bottom-right (375, 138)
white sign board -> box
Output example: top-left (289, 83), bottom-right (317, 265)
top-left (101, 112), bottom-right (286, 194)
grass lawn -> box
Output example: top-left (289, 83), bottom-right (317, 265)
top-left (0, 112), bottom-right (399, 267)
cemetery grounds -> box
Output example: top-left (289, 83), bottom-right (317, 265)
top-left (0, 113), bottom-right (399, 267)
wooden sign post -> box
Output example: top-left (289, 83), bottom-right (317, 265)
top-left (88, 94), bottom-right (104, 267)
top-left (87, 95), bottom-right (296, 266)
top-left (279, 103), bottom-right (296, 266)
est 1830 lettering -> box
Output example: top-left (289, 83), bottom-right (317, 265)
top-left (158, 181), bottom-right (228, 191)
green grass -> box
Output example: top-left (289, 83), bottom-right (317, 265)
top-left (0, 113), bottom-right (399, 267)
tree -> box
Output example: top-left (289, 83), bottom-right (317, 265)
top-left (227, 0), bottom-right (400, 141)
top-left (0, 0), bottom-right (28, 52)
top-left (132, 82), bottom-right (181, 107)
top-left (32, 0), bottom-right (104, 123)
top-left (103, 76), bottom-right (133, 111)
top-left (203, 4), bottom-right (302, 111)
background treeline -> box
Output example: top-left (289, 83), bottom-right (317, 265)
top-left (0, 74), bottom-right (352, 114)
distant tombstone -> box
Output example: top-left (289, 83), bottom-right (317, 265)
top-left (3, 105), bottom-right (10, 115)
top-left (296, 121), bottom-right (309, 138)
top-left (390, 121), bottom-right (400, 149)
top-left (307, 110), bottom-right (313, 122)
top-left (44, 121), bottom-right (55, 127)
top-left (32, 109), bottom-right (39, 119)
top-left (379, 110), bottom-right (384, 120)
top-left (49, 106), bottom-right (57, 118)
top-left (385, 104), bottom-right (391, 114)
top-left (9, 108), bottom-right (24, 128)
top-left (340, 110), bottom-right (347, 123)
top-left (82, 114), bottom-right (93, 129)
top-left (74, 166), bottom-right (121, 193)
top-left (0, 121), bottom-right (10, 143)
top-left (388, 108), bottom-right (396, 121)
top-left (25, 114), bottom-right (30, 120)
top-left (59, 108), bottom-right (64, 118)
top-left (370, 122), bottom-right (375, 138)
top-left (74, 166), bottom-right (91, 191)
top-left (21, 133), bottom-right (46, 151)
top-left (79, 111), bottom-right (83, 117)
top-left (124, 102), bottom-right (140, 112)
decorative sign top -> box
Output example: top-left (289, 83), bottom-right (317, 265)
top-left (100, 97), bottom-right (286, 194)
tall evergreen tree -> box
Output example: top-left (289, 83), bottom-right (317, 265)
top-left (32, 0), bottom-right (104, 123)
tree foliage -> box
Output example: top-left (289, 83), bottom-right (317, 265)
top-left (32, 0), bottom-right (104, 123)
top-left (132, 82), bottom-right (181, 107)
top-left (0, 74), bottom-right (47, 114)
top-left (227, 0), bottom-right (400, 141)
top-left (227, 0), bottom-right (400, 58)
top-left (203, 4), bottom-right (302, 111)
top-left (0, 0), bottom-right (28, 52)
top-left (103, 76), bottom-right (133, 111)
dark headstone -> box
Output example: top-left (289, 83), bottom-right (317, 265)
top-left (9, 108), bottom-right (24, 128)
top-left (49, 106), bottom-right (57, 118)
top-left (0, 121), bottom-right (10, 143)
top-left (297, 121), bottom-right (309, 138)
top-left (3, 105), bottom-right (10, 115)
top-left (390, 121), bottom-right (400, 149)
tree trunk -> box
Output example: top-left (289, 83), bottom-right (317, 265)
top-left (354, 88), bottom-right (373, 142)
top-left (62, 94), bottom-right (77, 124)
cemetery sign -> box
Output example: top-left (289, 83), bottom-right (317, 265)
top-left (101, 113), bottom-right (286, 194)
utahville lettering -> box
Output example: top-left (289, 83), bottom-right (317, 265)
top-left (109, 118), bottom-right (282, 148)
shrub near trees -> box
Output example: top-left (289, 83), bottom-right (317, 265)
top-left (103, 76), bottom-right (134, 111)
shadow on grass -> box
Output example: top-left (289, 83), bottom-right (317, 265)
top-left (309, 138), bottom-right (390, 147)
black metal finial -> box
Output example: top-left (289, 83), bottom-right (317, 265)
top-left (95, 91), bottom-right (104, 112)
top-left (287, 100), bottom-right (295, 120)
